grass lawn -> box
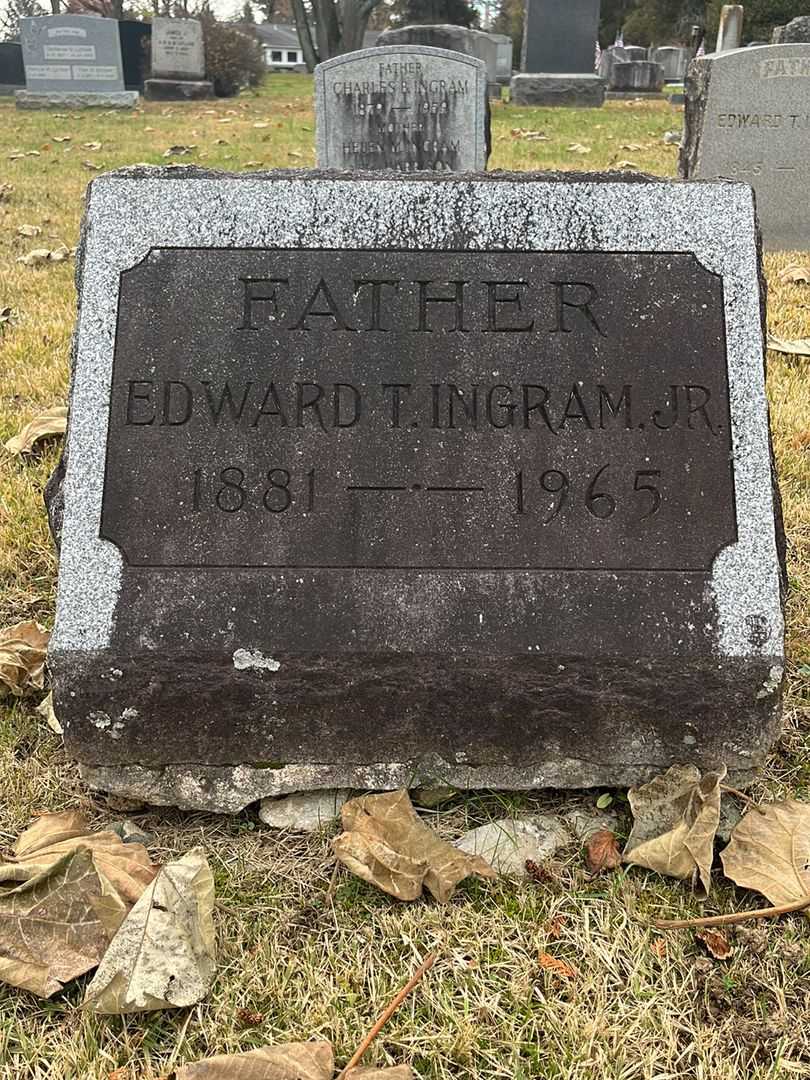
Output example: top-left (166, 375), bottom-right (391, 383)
top-left (0, 74), bottom-right (808, 1079)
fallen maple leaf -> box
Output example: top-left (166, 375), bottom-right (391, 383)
top-left (0, 848), bottom-right (112, 996)
top-left (777, 264), bottom-right (810, 284)
top-left (83, 847), bottom-right (216, 1013)
top-left (4, 405), bottom-right (67, 455)
top-left (174, 1041), bottom-right (334, 1079)
top-left (720, 801), bottom-right (810, 919)
top-left (36, 691), bottom-right (62, 734)
top-left (623, 764), bottom-right (725, 895)
top-left (696, 928), bottom-right (733, 959)
top-left (537, 951), bottom-right (576, 979)
top-left (0, 620), bottom-right (49, 696)
top-left (333, 790), bottom-right (495, 902)
top-left (586, 829), bottom-right (622, 873)
top-left (767, 334), bottom-right (810, 356)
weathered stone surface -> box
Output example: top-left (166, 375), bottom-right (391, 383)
top-left (15, 88), bottom-right (137, 108)
top-left (609, 60), bottom-right (665, 93)
top-left (258, 789), bottom-right (350, 830)
top-left (773, 16), bottom-right (810, 44)
top-left (597, 45), bottom-right (627, 83)
top-left (19, 14), bottom-right (126, 94)
top-left (50, 168), bottom-right (784, 812)
top-left (521, 0), bottom-right (599, 73)
top-left (563, 807), bottom-right (621, 842)
top-left (650, 46), bottom-right (688, 82)
top-left (680, 44), bottom-right (810, 250)
top-left (151, 17), bottom-right (205, 80)
top-left (315, 45), bottom-right (489, 171)
top-left (455, 816), bottom-right (570, 876)
top-left (144, 77), bottom-right (213, 101)
top-left (491, 33), bottom-right (513, 82)
top-left (623, 46), bottom-right (648, 62)
top-left (377, 24), bottom-right (498, 88)
top-left (410, 786), bottom-right (457, 807)
top-left (510, 73), bottom-right (605, 105)
top-left (715, 4), bottom-right (744, 53)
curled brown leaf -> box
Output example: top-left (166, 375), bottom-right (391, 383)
top-left (585, 829), bottom-right (622, 873)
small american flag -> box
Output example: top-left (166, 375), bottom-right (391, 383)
top-left (696, 39), bottom-right (705, 56)
top-left (594, 39), bottom-right (602, 70)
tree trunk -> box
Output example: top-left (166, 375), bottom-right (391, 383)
top-left (290, 0), bottom-right (320, 70)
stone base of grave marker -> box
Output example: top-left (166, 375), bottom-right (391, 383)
top-left (15, 88), bottom-right (138, 109)
top-left (49, 168), bottom-right (785, 813)
top-left (510, 73), bottom-right (605, 106)
top-left (144, 77), bottom-right (213, 100)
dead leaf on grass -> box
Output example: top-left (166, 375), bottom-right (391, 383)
top-left (83, 847), bottom-right (216, 1013)
top-left (52, 135), bottom-right (71, 143)
top-left (586, 829), bottom-right (622, 873)
top-left (333, 789), bottom-right (495, 902)
top-left (0, 183), bottom-right (13, 201)
top-left (566, 142), bottom-right (591, 154)
top-left (4, 404), bottom-right (67, 454)
top-left (0, 848), bottom-right (113, 996)
top-left (619, 142), bottom-right (644, 150)
top-left (83, 161), bottom-right (103, 171)
top-left (0, 620), bottom-right (49, 696)
top-left (777, 264), bottom-right (810, 284)
top-left (720, 801), bottom-right (810, 917)
top-left (83, 141), bottom-right (102, 150)
top-left (767, 334), bottom-right (810, 356)
top-left (623, 764), bottom-right (726, 895)
top-left (163, 144), bottom-right (196, 157)
top-left (0, 307), bottom-right (15, 327)
top-left (537, 951), bottom-right (577, 979)
top-left (175, 1040), bottom-right (334, 1079)
top-left (16, 245), bottom-right (70, 266)
top-left (36, 691), bottom-right (62, 734)
top-left (696, 928), bottom-right (733, 959)
top-left (614, 159), bottom-right (639, 169)
top-left (16, 224), bottom-right (41, 237)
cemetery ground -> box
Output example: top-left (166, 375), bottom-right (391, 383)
top-left (0, 75), bottom-right (809, 1080)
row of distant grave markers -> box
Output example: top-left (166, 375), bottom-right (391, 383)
top-left (13, 9), bottom-right (791, 807)
top-left (13, 13), bottom-right (209, 108)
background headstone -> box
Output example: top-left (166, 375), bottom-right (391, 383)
top-left (117, 20), bottom-right (150, 92)
top-left (622, 45), bottom-right (648, 62)
top-left (772, 16), bottom-right (810, 43)
top-left (514, 0), bottom-right (604, 106)
top-left (145, 16), bottom-right (213, 100)
top-left (650, 45), bottom-right (689, 81)
top-left (597, 44), bottom-right (627, 82)
top-left (50, 168), bottom-right (784, 812)
top-left (17, 14), bottom-right (137, 108)
top-left (715, 4), bottom-right (744, 52)
top-left (521, 0), bottom-right (600, 72)
top-left (0, 42), bottom-right (25, 95)
top-left (377, 24), bottom-right (499, 96)
top-left (491, 32), bottom-right (513, 83)
top-left (315, 45), bottom-right (489, 171)
top-left (608, 59), bottom-right (665, 94)
top-left (680, 43), bottom-right (810, 250)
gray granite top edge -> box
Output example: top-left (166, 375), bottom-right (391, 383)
top-left (89, 165), bottom-right (753, 188)
top-left (315, 44), bottom-right (487, 71)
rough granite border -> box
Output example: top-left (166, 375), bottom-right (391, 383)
top-left (52, 168), bottom-right (783, 660)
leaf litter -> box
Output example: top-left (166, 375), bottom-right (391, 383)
top-left (721, 800), bottom-right (810, 917)
top-left (333, 789), bottom-right (495, 902)
top-left (0, 620), bottom-right (49, 696)
top-left (0, 811), bottom-right (157, 996)
top-left (4, 404), bottom-right (67, 455)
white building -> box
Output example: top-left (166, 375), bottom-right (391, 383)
top-left (249, 23), bottom-right (380, 71)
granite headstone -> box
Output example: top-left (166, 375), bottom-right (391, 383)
top-left (773, 16), bottom-right (810, 43)
top-left (145, 17), bottom-right (213, 100)
top-left (315, 45), bottom-right (489, 171)
top-left (716, 4), bottom-right (744, 52)
top-left (491, 32), bottom-right (513, 82)
top-left (16, 14), bottom-right (137, 108)
top-left (377, 24), bottom-right (499, 95)
top-left (48, 168), bottom-right (785, 812)
top-left (118, 20), bottom-right (150, 91)
top-left (680, 44), bottom-right (810, 249)
top-left (650, 45), bottom-right (689, 81)
top-left (623, 45), bottom-right (648, 62)
top-left (513, 0), bottom-right (604, 105)
top-left (608, 60), bottom-right (665, 94)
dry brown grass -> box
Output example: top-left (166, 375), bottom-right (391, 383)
top-left (0, 77), bottom-right (808, 1080)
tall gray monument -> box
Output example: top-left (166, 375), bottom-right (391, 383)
top-left (16, 14), bottom-right (137, 109)
top-left (511, 0), bottom-right (604, 106)
top-left (680, 43), bottom-right (810, 249)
